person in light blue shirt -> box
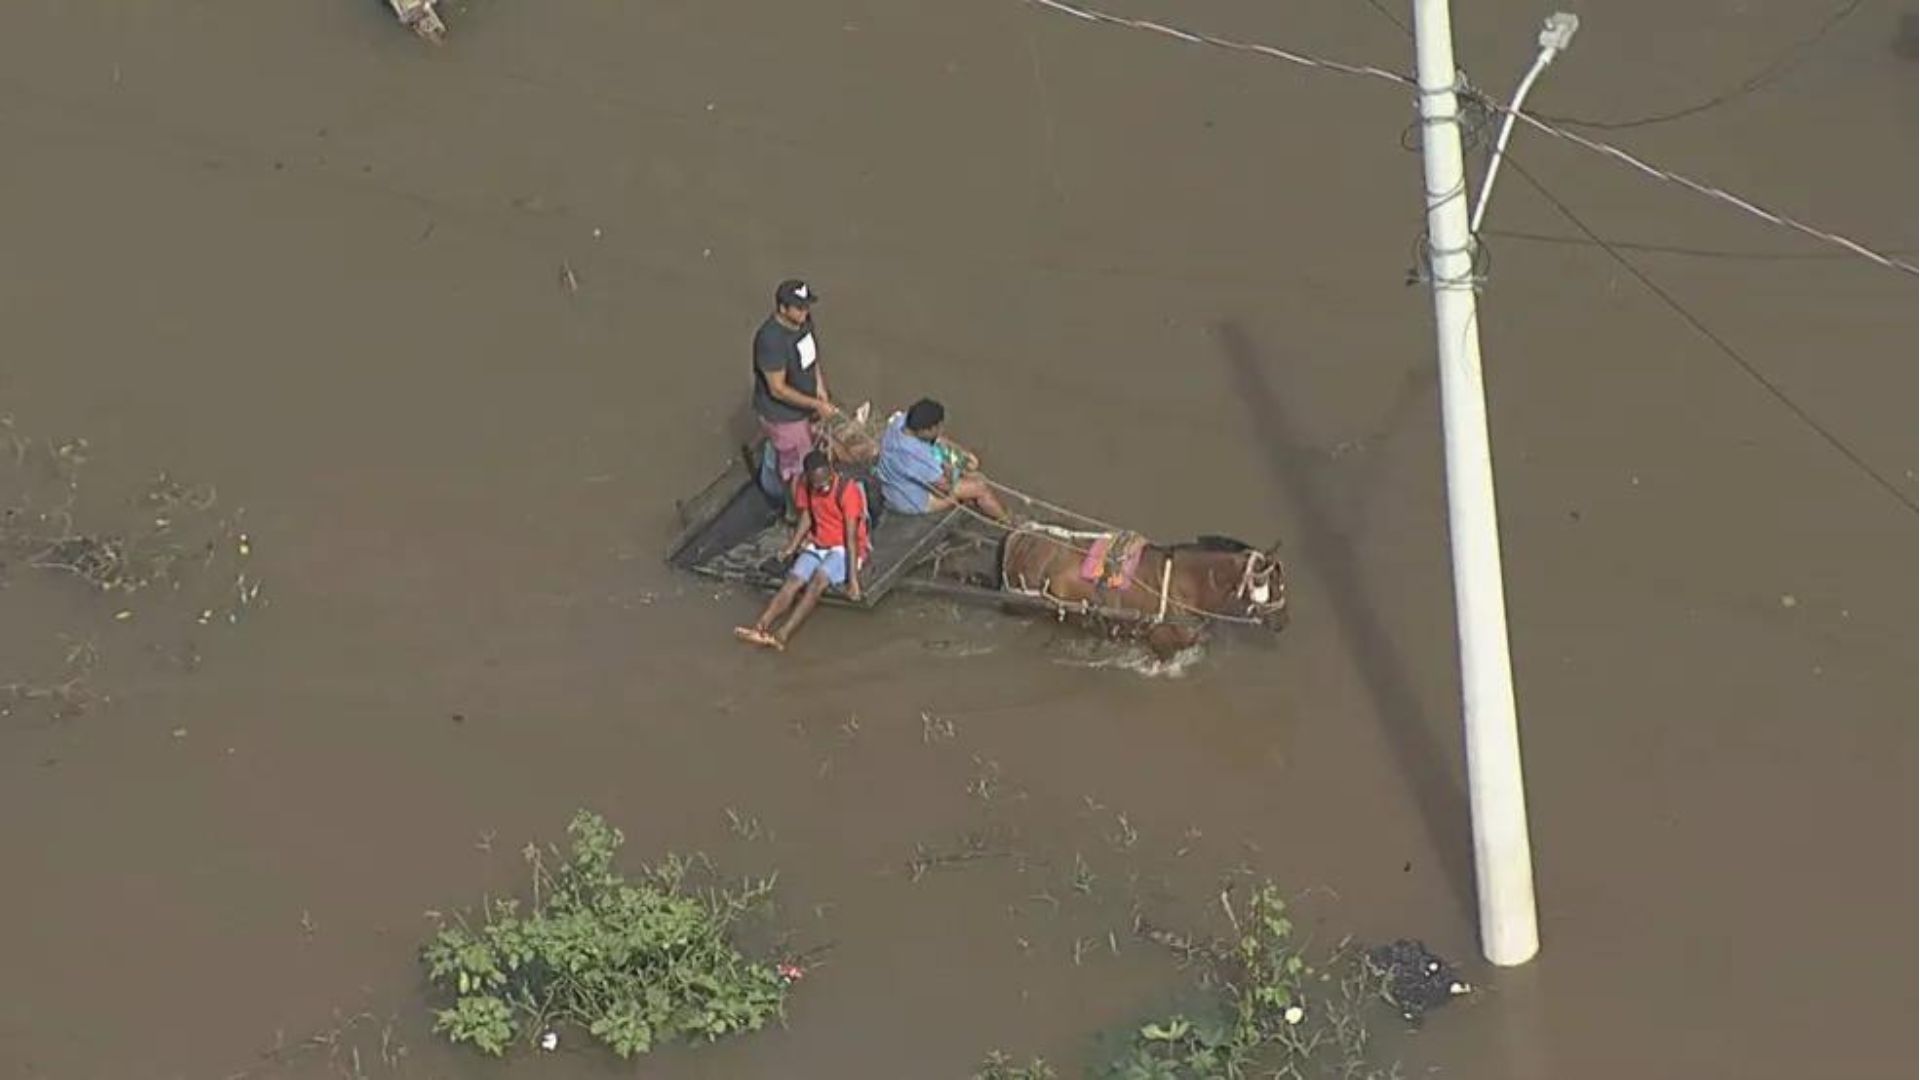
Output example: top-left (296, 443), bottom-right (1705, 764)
top-left (877, 398), bottom-right (1009, 522)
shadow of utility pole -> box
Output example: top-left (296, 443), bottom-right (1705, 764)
top-left (1217, 319), bottom-right (1477, 925)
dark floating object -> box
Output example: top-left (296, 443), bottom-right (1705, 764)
top-left (1367, 939), bottom-right (1472, 1024)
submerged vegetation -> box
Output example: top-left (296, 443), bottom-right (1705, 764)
top-left (1, 417), bottom-right (257, 721)
top-left (976, 1051), bottom-right (1061, 1080)
top-left (980, 884), bottom-right (1461, 1080)
top-left (422, 811), bottom-right (794, 1059)
top-left (2, 418), bottom-right (254, 601)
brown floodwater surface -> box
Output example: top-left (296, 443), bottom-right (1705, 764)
top-left (1, 2), bottom-right (1912, 1078)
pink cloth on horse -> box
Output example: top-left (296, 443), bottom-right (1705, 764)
top-left (1079, 533), bottom-right (1144, 587)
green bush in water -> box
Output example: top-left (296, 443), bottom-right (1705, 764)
top-left (422, 811), bottom-right (789, 1059)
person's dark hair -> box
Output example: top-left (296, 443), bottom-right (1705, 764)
top-left (802, 449), bottom-right (831, 475)
top-left (905, 398), bottom-right (946, 432)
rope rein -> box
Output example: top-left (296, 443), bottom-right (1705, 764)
top-left (984, 479), bottom-right (1124, 534)
top-left (823, 423), bottom-right (1274, 627)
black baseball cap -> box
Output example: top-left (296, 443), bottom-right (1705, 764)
top-left (775, 279), bottom-right (820, 308)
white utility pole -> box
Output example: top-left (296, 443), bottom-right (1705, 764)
top-left (1408, 0), bottom-right (1554, 967)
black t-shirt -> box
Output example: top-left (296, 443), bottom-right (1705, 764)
top-left (752, 313), bottom-right (820, 423)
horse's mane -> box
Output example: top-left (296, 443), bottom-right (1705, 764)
top-left (1165, 534), bottom-right (1254, 554)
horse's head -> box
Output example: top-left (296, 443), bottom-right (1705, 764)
top-left (1234, 541), bottom-right (1289, 632)
top-left (1182, 536), bottom-right (1289, 631)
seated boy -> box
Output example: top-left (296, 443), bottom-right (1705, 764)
top-left (734, 450), bottom-right (870, 651)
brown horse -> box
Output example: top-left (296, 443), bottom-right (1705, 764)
top-left (998, 526), bottom-right (1288, 660)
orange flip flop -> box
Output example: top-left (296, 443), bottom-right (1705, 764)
top-left (733, 627), bottom-right (783, 650)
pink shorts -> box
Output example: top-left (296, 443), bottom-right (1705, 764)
top-left (759, 416), bottom-right (814, 482)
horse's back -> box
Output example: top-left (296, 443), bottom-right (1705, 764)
top-left (1001, 525), bottom-right (1087, 591)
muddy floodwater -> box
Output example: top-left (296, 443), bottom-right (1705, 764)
top-left (1, 2), bottom-right (1913, 1078)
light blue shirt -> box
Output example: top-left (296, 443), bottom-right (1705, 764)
top-left (877, 413), bottom-right (945, 514)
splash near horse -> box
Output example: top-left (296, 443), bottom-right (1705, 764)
top-left (998, 524), bottom-right (1289, 660)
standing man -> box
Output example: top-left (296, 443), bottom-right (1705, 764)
top-left (752, 278), bottom-right (836, 489)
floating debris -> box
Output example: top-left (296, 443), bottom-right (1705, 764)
top-left (1366, 939), bottom-right (1470, 1024)
top-left (5, 422), bottom-right (262, 723)
top-left (387, 0), bottom-right (446, 43)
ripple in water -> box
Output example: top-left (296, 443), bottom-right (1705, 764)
top-left (1048, 637), bottom-right (1206, 679)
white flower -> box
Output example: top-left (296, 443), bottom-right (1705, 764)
top-left (1283, 1005), bottom-right (1306, 1026)
top-left (539, 1031), bottom-right (559, 1051)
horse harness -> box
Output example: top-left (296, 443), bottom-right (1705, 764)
top-left (1232, 547), bottom-right (1271, 607)
top-left (1095, 533), bottom-right (1174, 625)
top-left (1007, 525), bottom-right (1177, 626)
top-left (1001, 522), bottom-right (1284, 631)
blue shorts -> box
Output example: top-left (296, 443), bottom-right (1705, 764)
top-left (790, 545), bottom-right (850, 587)
top-left (882, 478), bottom-right (933, 515)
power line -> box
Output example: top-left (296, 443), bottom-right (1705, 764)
top-left (1359, 0), bottom-right (1413, 39)
top-left (1484, 227), bottom-right (1916, 264)
top-left (1476, 91), bottom-right (1916, 275)
top-left (1534, 0), bottom-right (1868, 131)
top-left (1020, 0), bottom-right (1415, 86)
top-left (1499, 154), bottom-right (1916, 514)
top-left (1016, 0), bottom-right (1917, 276)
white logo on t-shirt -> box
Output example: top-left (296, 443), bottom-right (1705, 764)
top-left (797, 333), bottom-right (818, 370)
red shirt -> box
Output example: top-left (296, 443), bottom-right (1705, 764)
top-left (793, 475), bottom-right (870, 561)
